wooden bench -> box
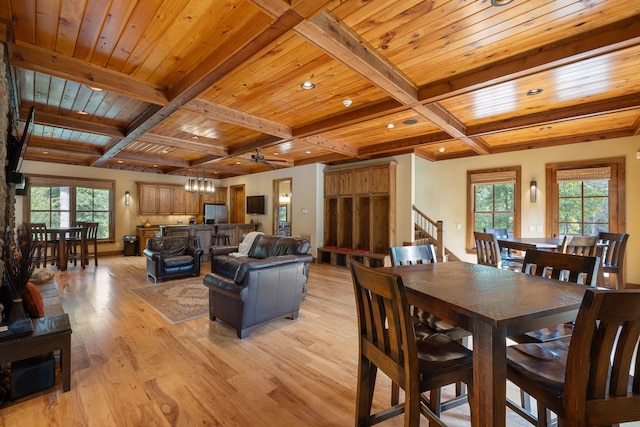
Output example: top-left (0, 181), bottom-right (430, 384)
top-left (0, 280), bottom-right (72, 394)
top-left (316, 247), bottom-right (389, 268)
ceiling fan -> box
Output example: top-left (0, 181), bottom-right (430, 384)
top-left (251, 147), bottom-right (287, 169)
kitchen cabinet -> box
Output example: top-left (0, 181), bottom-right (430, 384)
top-left (136, 182), bottom-right (201, 215)
top-left (202, 187), bottom-right (227, 205)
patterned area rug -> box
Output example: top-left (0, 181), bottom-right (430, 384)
top-left (131, 279), bottom-right (208, 324)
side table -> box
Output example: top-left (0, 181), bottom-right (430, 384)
top-left (0, 314), bottom-right (72, 393)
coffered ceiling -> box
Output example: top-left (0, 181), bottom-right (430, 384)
top-left (2, 0), bottom-right (639, 179)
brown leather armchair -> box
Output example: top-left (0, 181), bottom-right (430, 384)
top-left (143, 236), bottom-right (203, 283)
top-left (203, 235), bottom-right (312, 338)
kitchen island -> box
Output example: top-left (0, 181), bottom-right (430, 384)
top-left (213, 223), bottom-right (260, 246)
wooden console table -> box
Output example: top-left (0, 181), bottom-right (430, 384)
top-left (0, 314), bottom-right (72, 392)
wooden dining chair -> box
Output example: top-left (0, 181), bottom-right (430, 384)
top-left (510, 249), bottom-right (600, 344)
top-left (597, 231), bottom-right (629, 289)
top-left (350, 261), bottom-right (474, 426)
top-left (82, 222), bottom-right (99, 266)
top-left (67, 222), bottom-right (87, 268)
top-left (484, 228), bottom-right (526, 270)
top-left (474, 231), bottom-right (503, 268)
top-left (506, 288), bottom-right (640, 427)
top-left (389, 245), bottom-right (471, 411)
top-left (26, 223), bottom-right (50, 268)
top-left (561, 234), bottom-right (598, 256)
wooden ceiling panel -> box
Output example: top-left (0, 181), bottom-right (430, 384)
top-left (3, 0), bottom-right (640, 177)
top-left (149, 109), bottom-right (264, 151)
top-left (320, 110), bottom-right (442, 148)
top-left (441, 45), bottom-right (640, 127)
top-left (198, 30), bottom-right (389, 128)
top-left (482, 110), bottom-right (639, 148)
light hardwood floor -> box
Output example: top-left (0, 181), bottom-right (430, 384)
top-left (1, 257), bottom-right (635, 426)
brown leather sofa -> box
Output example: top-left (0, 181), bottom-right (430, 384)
top-left (143, 236), bottom-right (203, 283)
top-left (203, 234), bottom-right (312, 338)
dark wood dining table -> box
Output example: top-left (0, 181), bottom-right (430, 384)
top-left (497, 236), bottom-right (563, 251)
top-left (48, 226), bottom-right (84, 271)
top-left (377, 261), bottom-right (587, 427)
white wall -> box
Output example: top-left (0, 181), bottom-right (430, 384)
top-left (413, 135), bottom-right (640, 285)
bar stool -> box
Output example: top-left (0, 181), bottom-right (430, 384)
top-left (213, 234), bottom-right (230, 246)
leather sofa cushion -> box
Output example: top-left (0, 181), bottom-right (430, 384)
top-left (248, 235), bottom-right (311, 259)
top-left (147, 236), bottom-right (188, 256)
top-left (212, 255), bottom-right (245, 280)
top-left (163, 255), bottom-right (196, 268)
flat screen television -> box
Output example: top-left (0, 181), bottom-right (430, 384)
top-left (246, 195), bottom-right (266, 215)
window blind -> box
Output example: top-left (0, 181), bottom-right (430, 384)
top-left (556, 167), bottom-right (610, 182)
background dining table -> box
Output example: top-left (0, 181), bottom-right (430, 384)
top-left (377, 261), bottom-right (587, 427)
top-left (47, 226), bottom-right (84, 271)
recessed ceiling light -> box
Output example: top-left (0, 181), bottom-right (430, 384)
top-left (526, 88), bottom-right (544, 96)
top-left (539, 126), bottom-right (552, 131)
top-left (438, 147), bottom-right (445, 153)
top-left (117, 160), bottom-right (124, 164)
top-left (342, 99), bottom-right (352, 107)
top-left (305, 150), bottom-right (311, 154)
top-left (236, 161), bottom-right (241, 164)
top-left (403, 119), bottom-right (418, 125)
top-left (301, 81), bottom-right (315, 90)
top-left (87, 85), bottom-right (103, 91)
top-left (42, 151), bottom-right (49, 155)
top-left (192, 135), bottom-right (199, 140)
top-left (153, 164), bottom-right (158, 167)
top-left (491, 0), bottom-right (514, 5)
top-left (274, 152), bottom-right (279, 155)
top-left (386, 123), bottom-right (395, 129)
top-left (161, 149), bottom-right (169, 154)
top-left (76, 110), bottom-right (88, 115)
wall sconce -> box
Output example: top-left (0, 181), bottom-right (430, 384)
top-left (530, 181), bottom-right (537, 203)
top-left (125, 191), bottom-right (131, 206)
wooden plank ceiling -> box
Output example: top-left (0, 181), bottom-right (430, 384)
top-left (1, 0), bottom-right (639, 179)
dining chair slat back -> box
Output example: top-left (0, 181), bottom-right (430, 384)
top-left (350, 261), bottom-right (474, 426)
top-left (561, 235), bottom-right (598, 256)
top-left (597, 231), bottom-right (629, 289)
top-left (521, 249), bottom-right (600, 286)
top-left (474, 231), bottom-right (502, 268)
top-left (507, 288), bottom-right (640, 426)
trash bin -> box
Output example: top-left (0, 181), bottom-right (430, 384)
top-left (123, 235), bottom-right (138, 256)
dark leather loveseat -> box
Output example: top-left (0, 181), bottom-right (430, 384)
top-left (203, 234), bottom-right (312, 338)
top-left (143, 236), bottom-right (203, 283)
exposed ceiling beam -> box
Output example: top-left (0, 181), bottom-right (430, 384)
top-left (9, 43), bottom-right (169, 105)
top-left (358, 132), bottom-right (453, 156)
top-left (30, 109), bottom-right (126, 138)
top-left (136, 134), bottom-right (229, 157)
top-left (295, 10), bottom-right (418, 105)
top-left (113, 151), bottom-right (191, 168)
top-left (413, 103), bottom-right (491, 155)
top-left (182, 99), bottom-right (292, 138)
top-left (299, 134), bottom-right (359, 157)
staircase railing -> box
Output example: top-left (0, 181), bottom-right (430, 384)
top-left (412, 204), bottom-right (446, 262)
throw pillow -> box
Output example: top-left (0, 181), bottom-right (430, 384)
top-left (23, 282), bottom-right (45, 318)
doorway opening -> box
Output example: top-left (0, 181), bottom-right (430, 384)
top-left (273, 178), bottom-right (292, 237)
top-left (229, 185), bottom-right (245, 224)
